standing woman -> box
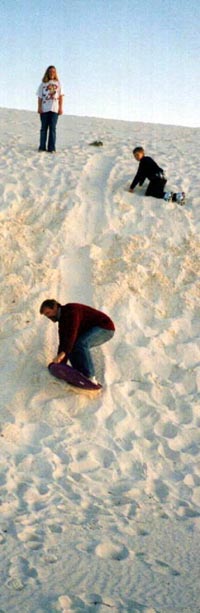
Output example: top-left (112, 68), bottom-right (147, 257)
top-left (37, 66), bottom-right (64, 153)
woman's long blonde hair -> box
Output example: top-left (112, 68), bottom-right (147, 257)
top-left (42, 65), bottom-right (59, 83)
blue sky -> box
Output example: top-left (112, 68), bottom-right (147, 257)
top-left (1, 0), bottom-right (199, 126)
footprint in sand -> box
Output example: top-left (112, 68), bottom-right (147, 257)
top-left (136, 552), bottom-right (181, 579)
top-left (7, 577), bottom-right (25, 591)
top-left (43, 551), bottom-right (58, 563)
top-left (95, 540), bottom-right (129, 560)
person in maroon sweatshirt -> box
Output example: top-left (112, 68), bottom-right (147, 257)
top-left (40, 299), bottom-right (115, 382)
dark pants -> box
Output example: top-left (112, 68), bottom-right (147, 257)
top-left (39, 112), bottom-right (58, 152)
top-left (68, 326), bottom-right (115, 377)
top-left (145, 177), bottom-right (167, 199)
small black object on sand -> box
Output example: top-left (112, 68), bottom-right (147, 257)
top-left (89, 141), bottom-right (103, 147)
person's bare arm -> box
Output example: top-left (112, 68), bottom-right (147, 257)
top-left (58, 95), bottom-right (64, 115)
top-left (37, 97), bottom-right (42, 114)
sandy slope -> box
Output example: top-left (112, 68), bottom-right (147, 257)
top-left (0, 108), bottom-right (200, 612)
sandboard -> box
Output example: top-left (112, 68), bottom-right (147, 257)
top-left (48, 362), bottom-right (102, 392)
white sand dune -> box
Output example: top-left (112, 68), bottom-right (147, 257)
top-left (0, 107), bottom-right (200, 612)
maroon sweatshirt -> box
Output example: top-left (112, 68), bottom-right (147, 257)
top-left (58, 303), bottom-right (115, 357)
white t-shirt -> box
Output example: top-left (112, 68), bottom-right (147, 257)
top-left (37, 80), bottom-right (64, 113)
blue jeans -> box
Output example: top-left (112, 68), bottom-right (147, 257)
top-left (68, 327), bottom-right (114, 377)
top-left (39, 112), bottom-right (58, 152)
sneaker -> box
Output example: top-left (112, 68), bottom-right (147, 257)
top-left (88, 375), bottom-right (98, 385)
top-left (163, 191), bottom-right (173, 202)
top-left (176, 191), bottom-right (185, 204)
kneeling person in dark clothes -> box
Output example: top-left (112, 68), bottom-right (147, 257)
top-left (40, 299), bottom-right (115, 384)
top-left (129, 146), bottom-right (185, 204)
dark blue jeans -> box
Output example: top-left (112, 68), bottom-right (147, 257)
top-left (39, 112), bottom-right (58, 152)
top-left (68, 327), bottom-right (114, 377)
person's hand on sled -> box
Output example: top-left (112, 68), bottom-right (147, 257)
top-left (52, 352), bottom-right (66, 364)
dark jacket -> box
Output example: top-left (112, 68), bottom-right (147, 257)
top-left (58, 303), bottom-right (115, 357)
top-left (130, 156), bottom-right (164, 190)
